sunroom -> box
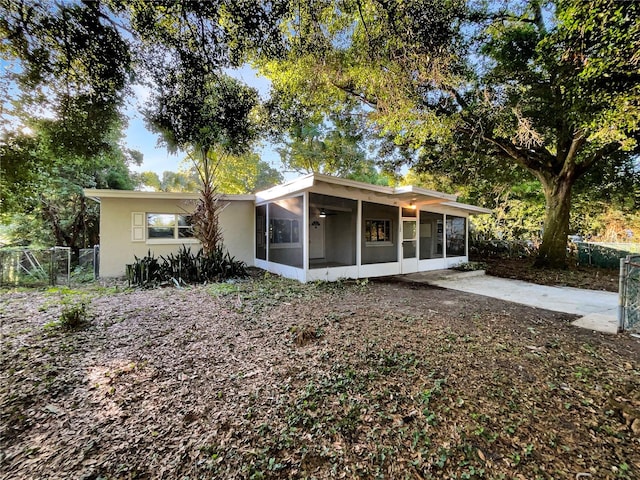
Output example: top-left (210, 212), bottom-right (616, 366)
top-left (254, 173), bottom-right (491, 282)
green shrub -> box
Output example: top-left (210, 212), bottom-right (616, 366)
top-left (71, 264), bottom-right (95, 283)
top-left (576, 242), bottom-right (637, 268)
top-left (59, 299), bottom-right (88, 329)
top-left (127, 246), bottom-right (247, 288)
top-left (452, 261), bottom-right (487, 272)
top-left (470, 239), bottom-right (537, 259)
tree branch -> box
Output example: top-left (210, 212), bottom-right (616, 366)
top-left (575, 141), bottom-right (622, 177)
top-left (443, 85), bottom-right (469, 110)
top-left (466, 126), bottom-right (553, 182)
top-left (329, 80), bottom-right (378, 108)
top-left (82, 1), bottom-right (137, 37)
top-left (355, 0), bottom-right (373, 56)
top-left (564, 132), bottom-right (586, 166)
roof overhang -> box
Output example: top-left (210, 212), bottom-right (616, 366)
top-left (440, 201), bottom-right (493, 215)
top-left (255, 173), bottom-right (460, 206)
top-left (83, 189), bottom-right (255, 203)
top-left (255, 174), bottom-right (317, 202)
top-left (83, 174), bottom-right (492, 216)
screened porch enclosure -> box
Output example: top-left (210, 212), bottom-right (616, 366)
top-left (419, 212), bottom-right (444, 260)
top-left (255, 196), bottom-right (471, 277)
top-left (269, 197), bottom-right (303, 268)
top-left (253, 174), bottom-right (489, 282)
top-left (362, 202), bottom-right (399, 265)
top-left (308, 193), bottom-right (357, 268)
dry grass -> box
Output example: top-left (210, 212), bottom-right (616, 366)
top-left (1, 276), bottom-right (639, 479)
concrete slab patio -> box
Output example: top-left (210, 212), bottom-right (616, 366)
top-left (397, 270), bottom-right (620, 334)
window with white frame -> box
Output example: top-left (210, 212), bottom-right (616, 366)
top-left (365, 219), bottom-right (392, 243)
top-left (147, 213), bottom-right (194, 240)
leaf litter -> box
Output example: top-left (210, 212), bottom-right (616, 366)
top-left (0, 273), bottom-right (639, 479)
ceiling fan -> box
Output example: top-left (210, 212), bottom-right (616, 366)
top-left (318, 208), bottom-right (337, 218)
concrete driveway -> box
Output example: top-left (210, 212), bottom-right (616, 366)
top-left (399, 270), bottom-right (620, 334)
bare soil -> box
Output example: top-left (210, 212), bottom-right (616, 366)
top-left (476, 257), bottom-right (620, 292)
top-left (1, 273), bottom-right (639, 479)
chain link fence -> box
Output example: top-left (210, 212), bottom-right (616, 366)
top-left (577, 242), bottom-right (640, 269)
top-left (619, 255), bottom-right (640, 333)
top-left (78, 245), bottom-right (99, 280)
top-left (0, 246), bottom-right (99, 287)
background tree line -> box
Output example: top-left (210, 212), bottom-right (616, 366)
top-left (1, 0), bottom-right (638, 266)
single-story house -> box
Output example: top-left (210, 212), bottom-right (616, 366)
top-left (84, 173), bottom-right (491, 282)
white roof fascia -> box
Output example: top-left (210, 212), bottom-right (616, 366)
top-left (83, 189), bottom-right (255, 202)
top-left (255, 173), bottom-right (457, 204)
top-left (309, 174), bottom-right (457, 202)
top-left (312, 173), bottom-right (395, 195)
top-left (84, 192), bottom-right (101, 203)
top-left (393, 185), bottom-right (457, 201)
top-left (440, 201), bottom-right (493, 215)
top-left (254, 174), bottom-right (315, 203)
top-left (418, 198), bottom-right (449, 206)
top-left (255, 173), bottom-right (399, 203)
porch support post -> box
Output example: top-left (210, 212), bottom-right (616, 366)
top-left (398, 205), bottom-right (402, 267)
top-left (356, 199), bottom-right (362, 276)
top-left (252, 204), bottom-right (256, 267)
top-left (416, 209), bottom-right (420, 268)
top-left (265, 202), bottom-right (270, 263)
top-left (466, 214), bottom-right (469, 257)
top-left (303, 191), bottom-right (309, 275)
top-left (443, 214), bottom-right (447, 259)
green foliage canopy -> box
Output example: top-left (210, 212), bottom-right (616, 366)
top-left (0, 0), bottom-right (138, 249)
top-left (258, 0), bottom-right (640, 267)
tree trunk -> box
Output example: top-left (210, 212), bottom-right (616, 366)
top-left (535, 174), bottom-right (573, 269)
top-left (192, 146), bottom-right (223, 254)
top-left (194, 183), bottom-right (222, 254)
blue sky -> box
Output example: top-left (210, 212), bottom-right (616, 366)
top-left (2, 57), bottom-right (286, 180)
top-left (124, 65), bottom-right (282, 176)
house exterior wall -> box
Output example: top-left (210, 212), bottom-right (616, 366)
top-left (98, 197), bottom-right (254, 277)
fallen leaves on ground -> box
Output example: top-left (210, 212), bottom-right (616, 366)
top-left (1, 274), bottom-right (638, 479)
top-left (479, 257), bottom-right (620, 292)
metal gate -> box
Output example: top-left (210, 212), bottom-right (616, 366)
top-left (0, 247), bottom-right (71, 287)
top-left (619, 255), bottom-right (640, 332)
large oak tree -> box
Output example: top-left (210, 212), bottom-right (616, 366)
top-left (259, 0), bottom-right (640, 267)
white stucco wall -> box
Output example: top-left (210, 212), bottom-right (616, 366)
top-left (97, 197), bottom-right (254, 277)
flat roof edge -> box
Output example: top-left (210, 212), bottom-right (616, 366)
top-left (393, 185), bottom-right (457, 201)
top-left (254, 173), bottom-right (460, 202)
top-left (441, 201), bottom-right (493, 215)
top-left (255, 174), bottom-right (316, 202)
top-left (83, 189), bottom-right (255, 201)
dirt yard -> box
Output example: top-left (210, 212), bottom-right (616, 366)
top-left (1, 272), bottom-right (639, 479)
top-left (478, 257), bottom-right (620, 292)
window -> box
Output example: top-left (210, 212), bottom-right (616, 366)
top-left (147, 214), bottom-right (194, 240)
top-left (365, 219), bottom-right (391, 243)
top-left (269, 218), bottom-right (300, 245)
top-left (256, 205), bottom-right (267, 260)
